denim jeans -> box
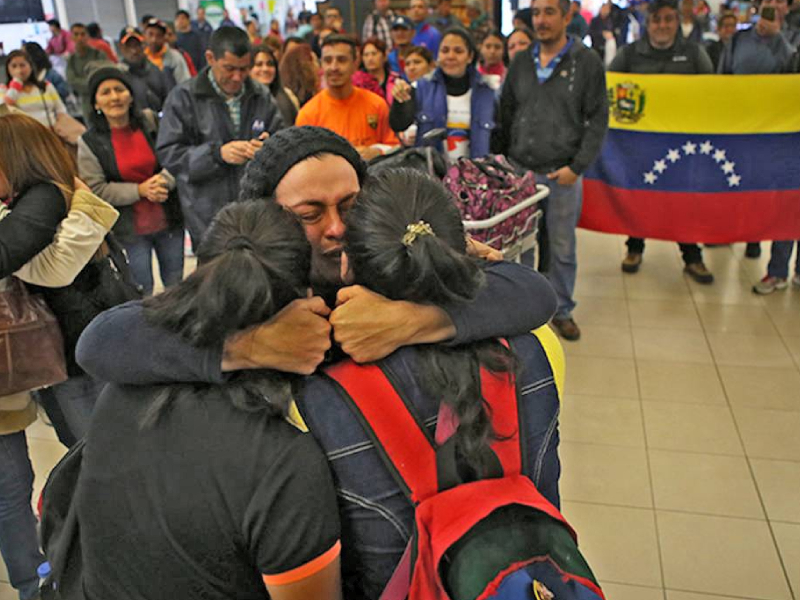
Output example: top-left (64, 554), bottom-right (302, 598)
top-left (766, 241), bottom-right (800, 279)
top-left (0, 431), bottom-right (46, 600)
top-left (124, 228), bottom-right (185, 296)
top-left (536, 174), bottom-right (583, 320)
top-left (34, 375), bottom-right (105, 447)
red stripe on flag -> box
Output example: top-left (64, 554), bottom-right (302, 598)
top-left (580, 180), bottom-right (800, 243)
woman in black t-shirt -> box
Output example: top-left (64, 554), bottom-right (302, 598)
top-left (76, 201), bottom-right (342, 600)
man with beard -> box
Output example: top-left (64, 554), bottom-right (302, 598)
top-left (77, 127), bottom-right (557, 393)
top-left (494, 0), bottom-right (609, 341)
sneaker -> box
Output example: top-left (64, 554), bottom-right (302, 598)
top-left (745, 243), bottom-right (761, 259)
top-left (792, 273), bottom-right (800, 288)
top-left (684, 262), bottom-right (714, 284)
top-left (752, 275), bottom-right (788, 295)
top-left (552, 317), bottom-right (581, 341)
top-left (621, 252), bottom-right (642, 273)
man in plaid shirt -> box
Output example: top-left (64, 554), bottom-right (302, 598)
top-left (362, 0), bottom-right (396, 50)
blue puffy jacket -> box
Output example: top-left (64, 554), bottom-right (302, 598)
top-left (412, 65), bottom-right (497, 159)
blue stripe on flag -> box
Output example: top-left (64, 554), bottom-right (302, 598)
top-left (584, 130), bottom-right (800, 193)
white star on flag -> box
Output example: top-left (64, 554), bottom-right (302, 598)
top-left (667, 149), bottom-right (681, 163)
top-left (722, 161), bottom-right (736, 174)
top-left (700, 141), bottom-right (713, 155)
top-left (682, 141), bottom-right (697, 155)
top-left (644, 171), bottom-right (658, 184)
top-left (713, 149), bottom-right (727, 163)
top-left (653, 160), bottom-right (667, 173)
top-left (727, 174), bottom-right (741, 187)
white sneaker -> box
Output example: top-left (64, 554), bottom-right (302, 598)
top-left (752, 275), bottom-right (788, 295)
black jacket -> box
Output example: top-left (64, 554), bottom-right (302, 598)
top-left (493, 38), bottom-right (609, 175)
top-left (176, 30), bottom-right (207, 72)
top-left (80, 114), bottom-right (183, 245)
top-left (1, 184), bottom-right (127, 375)
top-left (156, 68), bottom-right (284, 245)
top-left (608, 36), bottom-right (714, 74)
top-left (123, 59), bottom-right (174, 113)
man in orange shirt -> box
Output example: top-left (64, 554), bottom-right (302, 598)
top-left (296, 35), bottom-right (398, 160)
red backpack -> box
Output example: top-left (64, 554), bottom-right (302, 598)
top-left (324, 357), bottom-right (605, 600)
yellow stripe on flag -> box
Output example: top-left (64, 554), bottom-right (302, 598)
top-left (606, 73), bottom-right (800, 135)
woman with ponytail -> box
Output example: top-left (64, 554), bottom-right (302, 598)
top-left (76, 200), bottom-right (344, 600)
top-left (296, 169), bottom-right (564, 600)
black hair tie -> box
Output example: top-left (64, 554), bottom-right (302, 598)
top-left (226, 236), bottom-right (254, 252)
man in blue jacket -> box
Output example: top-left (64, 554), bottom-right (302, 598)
top-left (409, 0), bottom-right (442, 57)
top-left (156, 26), bottom-right (283, 247)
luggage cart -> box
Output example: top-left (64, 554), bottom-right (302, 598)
top-left (462, 184), bottom-right (550, 262)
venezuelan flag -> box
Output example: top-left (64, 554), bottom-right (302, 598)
top-left (580, 74), bottom-right (800, 242)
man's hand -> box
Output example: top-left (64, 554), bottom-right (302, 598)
top-left (356, 145), bottom-right (383, 161)
top-left (602, 30), bottom-right (615, 40)
top-left (330, 285), bottom-right (456, 363)
top-left (137, 174), bottom-right (169, 202)
top-left (222, 297), bottom-right (332, 375)
top-left (220, 140), bottom-right (259, 165)
top-left (546, 166), bottom-right (579, 186)
top-left (392, 78), bottom-right (413, 103)
top-left (466, 236), bottom-right (503, 261)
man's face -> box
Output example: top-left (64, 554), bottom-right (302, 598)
top-left (145, 26), bottom-right (166, 52)
top-left (409, 0), bottom-right (428, 23)
top-left (49, 24), bottom-right (59, 36)
top-left (322, 43), bottom-right (357, 89)
top-left (175, 14), bottom-right (191, 32)
top-left (121, 38), bottom-right (145, 64)
top-left (376, 0), bottom-right (391, 12)
top-left (762, 0), bottom-right (789, 22)
top-left (718, 16), bottom-right (737, 41)
top-left (275, 155), bottom-right (360, 286)
top-left (647, 7), bottom-right (679, 48)
top-left (391, 26), bottom-right (414, 46)
top-left (311, 14), bottom-right (323, 30)
top-left (533, 0), bottom-right (570, 44)
top-left (325, 9), bottom-right (342, 28)
top-left (71, 26), bottom-right (88, 49)
top-left (197, 7), bottom-right (206, 20)
top-left (207, 50), bottom-right (252, 96)
top-left (438, 0), bottom-right (452, 16)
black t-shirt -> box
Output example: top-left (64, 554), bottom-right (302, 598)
top-left (77, 382), bottom-right (340, 600)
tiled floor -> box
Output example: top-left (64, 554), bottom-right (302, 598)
top-left (2, 230), bottom-right (798, 599)
top-left (564, 231), bottom-right (800, 600)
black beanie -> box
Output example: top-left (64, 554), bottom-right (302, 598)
top-left (239, 126), bottom-right (368, 201)
top-left (88, 66), bottom-right (135, 105)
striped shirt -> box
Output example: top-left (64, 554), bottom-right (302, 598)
top-left (0, 81), bottom-right (66, 127)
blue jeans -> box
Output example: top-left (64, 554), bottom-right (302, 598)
top-left (767, 240), bottom-right (800, 279)
top-left (124, 228), bottom-right (185, 296)
top-left (537, 174), bottom-right (583, 320)
top-left (34, 375), bottom-right (105, 447)
top-left (0, 431), bottom-right (45, 600)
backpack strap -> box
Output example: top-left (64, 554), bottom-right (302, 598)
top-left (324, 361), bottom-right (440, 503)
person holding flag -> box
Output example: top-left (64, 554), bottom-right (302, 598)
top-left (609, 0), bottom-right (715, 284)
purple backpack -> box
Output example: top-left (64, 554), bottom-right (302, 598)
top-left (443, 155), bottom-right (540, 250)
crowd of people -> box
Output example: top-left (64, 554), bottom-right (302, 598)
top-left (0, 0), bottom-right (799, 598)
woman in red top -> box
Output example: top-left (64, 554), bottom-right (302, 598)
top-left (77, 68), bottom-right (184, 296)
top-left (352, 37), bottom-right (399, 105)
top-left (477, 30), bottom-right (506, 87)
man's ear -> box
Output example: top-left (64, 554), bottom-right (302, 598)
top-left (205, 49), bottom-right (214, 65)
